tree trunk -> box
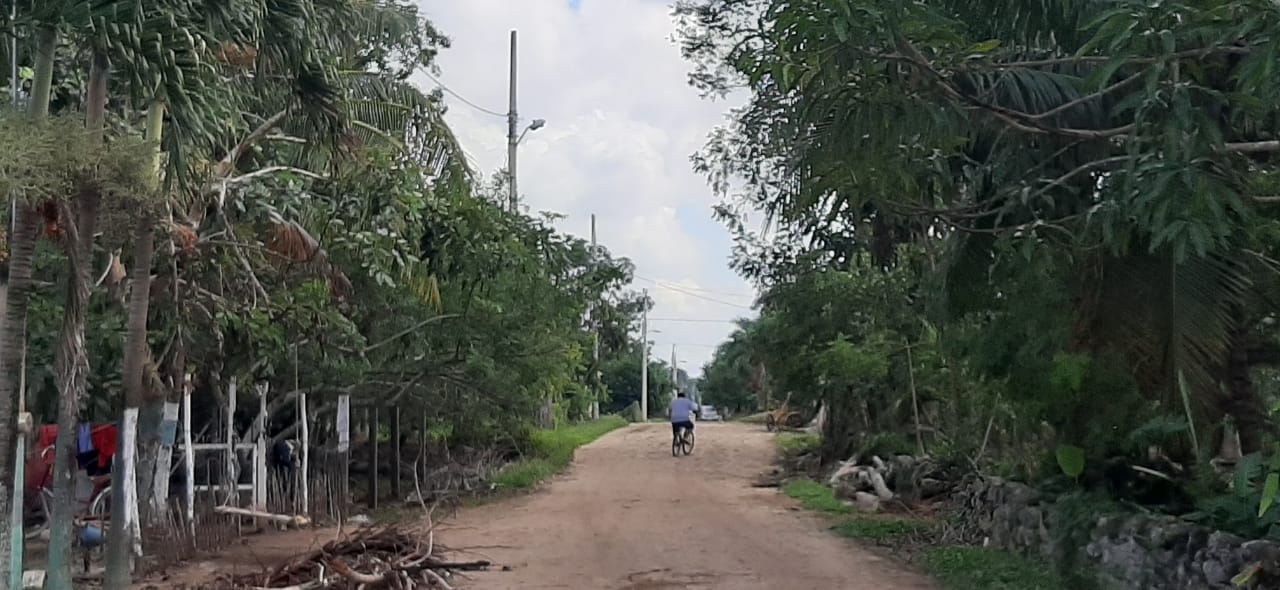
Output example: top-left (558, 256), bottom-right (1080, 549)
top-left (0, 27), bottom-right (58, 590)
top-left (1223, 315), bottom-right (1270, 455)
top-left (104, 99), bottom-right (164, 590)
top-left (820, 386), bottom-right (858, 464)
top-left (0, 207), bottom-right (38, 590)
top-left (105, 222), bottom-right (155, 588)
top-left (43, 196), bottom-right (100, 590)
top-left (45, 50), bottom-right (109, 590)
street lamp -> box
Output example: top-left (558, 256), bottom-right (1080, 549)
top-left (519, 118), bottom-right (546, 143)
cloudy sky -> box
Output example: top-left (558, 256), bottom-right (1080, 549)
top-left (413, 0), bottom-right (756, 376)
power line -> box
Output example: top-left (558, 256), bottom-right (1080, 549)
top-left (651, 283), bottom-right (753, 310)
top-left (635, 277), bottom-right (755, 310)
top-left (647, 317), bottom-right (745, 323)
top-left (422, 71), bottom-right (507, 118)
top-left (635, 275), bottom-right (756, 299)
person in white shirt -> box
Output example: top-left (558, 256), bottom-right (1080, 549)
top-left (669, 390), bottom-right (698, 437)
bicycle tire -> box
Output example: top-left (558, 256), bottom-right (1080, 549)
top-left (671, 433), bottom-right (680, 457)
top-left (89, 487), bottom-right (111, 518)
top-left (681, 431), bottom-right (695, 455)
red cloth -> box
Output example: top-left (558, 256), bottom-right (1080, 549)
top-left (26, 427), bottom-right (58, 497)
top-left (31, 423), bottom-right (118, 467)
top-left (90, 425), bottom-right (117, 468)
top-left (36, 425), bottom-right (57, 450)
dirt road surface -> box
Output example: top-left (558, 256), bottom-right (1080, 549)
top-left (440, 422), bottom-right (935, 590)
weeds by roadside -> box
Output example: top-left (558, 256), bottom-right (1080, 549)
top-left (832, 518), bottom-right (929, 543)
top-left (775, 432), bottom-right (821, 457)
top-left (781, 476), bottom-right (1069, 590)
top-left (782, 479), bottom-right (850, 514)
top-left (491, 416), bottom-right (628, 490)
top-left (923, 546), bottom-right (1068, 590)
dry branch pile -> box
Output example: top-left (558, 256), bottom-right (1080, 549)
top-left (829, 454), bottom-right (954, 512)
top-left (201, 527), bottom-right (490, 590)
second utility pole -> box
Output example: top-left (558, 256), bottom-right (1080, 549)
top-left (506, 30), bottom-right (519, 212)
top-left (640, 289), bottom-right (648, 422)
top-left (671, 344), bottom-right (677, 395)
top-left (590, 214), bottom-right (600, 420)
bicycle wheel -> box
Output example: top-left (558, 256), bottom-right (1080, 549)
top-left (671, 432), bottom-right (681, 457)
top-left (89, 486), bottom-right (111, 518)
top-left (681, 431), bottom-right (695, 455)
top-left (25, 490), bottom-right (53, 540)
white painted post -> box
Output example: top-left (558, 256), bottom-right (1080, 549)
top-left (337, 394), bottom-right (350, 510)
top-left (299, 391), bottom-right (309, 515)
top-left (152, 400), bottom-right (180, 515)
top-left (225, 376), bottom-right (237, 505)
top-left (182, 373), bottom-right (195, 532)
top-left (336, 395), bottom-right (350, 453)
top-left (254, 382), bottom-right (268, 512)
top-left (120, 407), bottom-right (142, 561)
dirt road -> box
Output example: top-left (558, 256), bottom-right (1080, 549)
top-left (440, 422), bottom-right (935, 590)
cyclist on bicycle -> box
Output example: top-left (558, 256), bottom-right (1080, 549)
top-left (669, 390), bottom-right (698, 437)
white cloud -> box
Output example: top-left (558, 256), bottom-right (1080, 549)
top-left (415, 0), bottom-right (756, 375)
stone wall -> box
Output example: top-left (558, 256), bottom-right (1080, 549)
top-left (953, 477), bottom-right (1280, 590)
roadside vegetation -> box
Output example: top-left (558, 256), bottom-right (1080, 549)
top-left (775, 433), bottom-right (821, 458)
top-left (491, 416), bottom-right (629, 490)
top-left (683, 0), bottom-right (1280, 572)
top-left (783, 476), bottom-right (1067, 590)
top-left (781, 479), bottom-right (849, 514)
top-left (0, 2), bottom-right (687, 585)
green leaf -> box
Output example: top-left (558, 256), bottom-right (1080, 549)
top-left (1055, 445), bottom-right (1086, 479)
top-left (1259, 473), bottom-right (1279, 518)
top-left (833, 19), bottom-right (850, 43)
top-left (968, 39), bottom-right (1000, 54)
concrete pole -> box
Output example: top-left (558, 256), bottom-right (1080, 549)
top-left (671, 344), bottom-right (677, 396)
top-left (506, 30), bottom-right (519, 212)
top-left (590, 214), bottom-right (600, 419)
top-left (640, 289), bottom-right (648, 422)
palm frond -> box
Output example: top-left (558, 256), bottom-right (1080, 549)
top-left (1086, 251), bottom-right (1250, 417)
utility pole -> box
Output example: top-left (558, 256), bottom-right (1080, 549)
top-left (640, 289), bottom-right (648, 422)
top-left (671, 344), bottom-right (677, 396)
top-left (590, 214), bottom-right (599, 420)
top-left (9, 0), bottom-right (16, 107)
top-left (506, 29), bottom-right (519, 212)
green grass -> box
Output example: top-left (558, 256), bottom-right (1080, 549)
top-left (775, 432), bottom-right (821, 456)
top-left (781, 479), bottom-right (850, 514)
top-left (833, 517), bottom-right (930, 542)
top-left (923, 547), bottom-right (1070, 590)
top-left (490, 416), bottom-right (628, 490)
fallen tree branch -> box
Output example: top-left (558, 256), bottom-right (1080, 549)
top-left (204, 527), bottom-right (486, 589)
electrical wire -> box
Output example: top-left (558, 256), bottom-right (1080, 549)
top-left (635, 275), bottom-right (756, 299)
top-left (635, 277), bottom-right (755, 310)
top-left (647, 318), bottom-right (744, 323)
top-left (422, 71), bottom-right (508, 118)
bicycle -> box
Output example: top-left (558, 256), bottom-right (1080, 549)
top-left (671, 425), bottom-right (695, 457)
